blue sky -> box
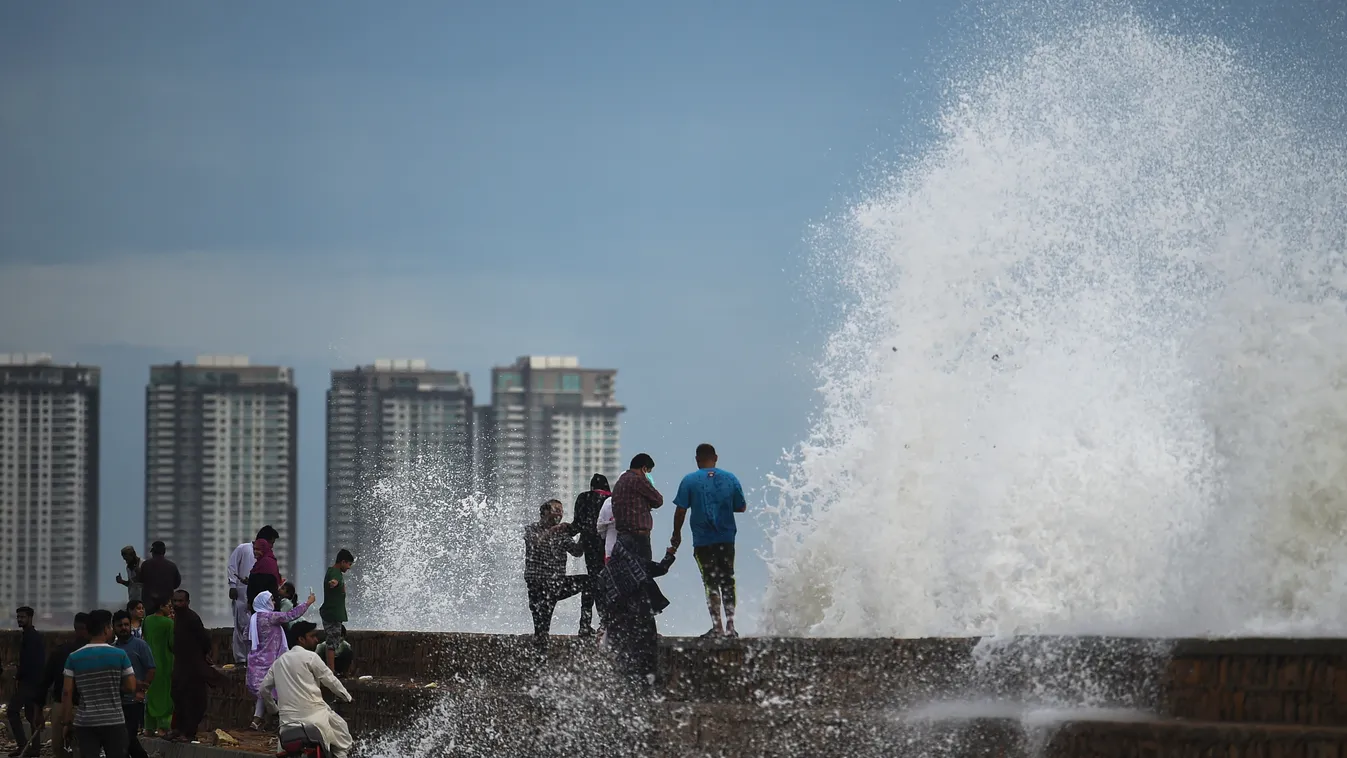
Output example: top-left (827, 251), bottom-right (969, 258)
top-left (0, 0), bottom-right (953, 633)
top-left (2, 0), bottom-right (1341, 634)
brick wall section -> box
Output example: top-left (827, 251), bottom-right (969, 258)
top-left (1046, 719), bottom-right (1347, 758)
top-left (1164, 639), bottom-right (1347, 726)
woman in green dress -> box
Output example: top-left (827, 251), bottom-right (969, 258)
top-left (142, 597), bottom-right (176, 734)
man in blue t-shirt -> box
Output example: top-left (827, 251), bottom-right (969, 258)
top-left (671, 443), bottom-right (747, 639)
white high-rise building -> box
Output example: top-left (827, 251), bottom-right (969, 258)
top-left (0, 354), bottom-right (99, 621)
top-left (478, 356), bottom-right (624, 510)
top-left (145, 356), bottom-right (296, 621)
top-left (325, 359), bottom-right (475, 566)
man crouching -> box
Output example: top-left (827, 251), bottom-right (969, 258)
top-left (260, 621), bottom-right (354, 758)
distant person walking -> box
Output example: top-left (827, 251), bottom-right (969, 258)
top-left (113, 611), bottom-right (155, 758)
top-left (672, 444), bottom-right (747, 639)
top-left (570, 474), bottom-right (611, 636)
top-left (7, 606), bottom-right (44, 757)
top-left (524, 500), bottom-right (587, 653)
top-left (229, 526), bottom-right (279, 664)
top-left (167, 591), bottom-right (219, 743)
top-left (137, 542), bottom-right (181, 613)
top-left (611, 454), bottom-right (663, 563)
top-left (320, 550), bottom-right (355, 673)
top-left (60, 610), bottom-right (136, 758)
top-left (115, 546), bottom-right (143, 604)
top-left (141, 600), bottom-right (175, 735)
top-left (246, 589), bottom-right (313, 730)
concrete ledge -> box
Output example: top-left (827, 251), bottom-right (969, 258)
top-left (141, 738), bottom-right (258, 758)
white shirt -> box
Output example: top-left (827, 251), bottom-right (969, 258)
top-left (260, 645), bottom-right (352, 721)
top-left (227, 542), bottom-right (256, 591)
top-left (597, 497), bottom-right (617, 559)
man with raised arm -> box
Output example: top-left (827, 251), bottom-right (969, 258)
top-left (671, 443), bottom-right (747, 639)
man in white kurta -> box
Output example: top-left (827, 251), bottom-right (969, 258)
top-left (260, 622), bottom-right (354, 758)
top-left (227, 539), bottom-right (256, 663)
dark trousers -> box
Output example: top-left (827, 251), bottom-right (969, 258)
top-left (124, 702), bottom-right (149, 758)
top-left (578, 542), bottom-right (606, 630)
top-left (526, 575), bottom-right (589, 651)
top-left (617, 532), bottom-right (653, 563)
top-left (173, 690), bottom-right (206, 740)
top-left (608, 608), bottom-right (659, 692)
top-left (5, 683), bottom-right (41, 750)
top-left (76, 724), bottom-right (129, 758)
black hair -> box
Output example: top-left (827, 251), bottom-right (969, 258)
top-left (86, 609), bottom-right (113, 637)
top-left (16, 606), bottom-right (34, 617)
top-left (281, 581), bottom-right (297, 600)
top-left (150, 541), bottom-right (166, 555)
top-left (112, 610), bottom-right (131, 625)
top-left (127, 599), bottom-right (144, 613)
top-left (335, 549), bottom-right (355, 564)
top-left (630, 453), bottom-right (655, 471)
top-left (696, 443), bottom-right (717, 460)
top-left (590, 473), bottom-right (610, 491)
top-left (256, 525), bottom-right (280, 543)
top-left (173, 589), bottom-right (190, 602)
top-left (540, 499), bottom-right (563, 516)
top-left (292, 620), bottom-right (319, 639)
top-left (73, 612), bottom-right (90, 633)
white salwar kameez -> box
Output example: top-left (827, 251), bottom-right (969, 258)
top-left (227, 541), bottom-right (256, 664)
top-left (261, 646), bottom-right (354, 758)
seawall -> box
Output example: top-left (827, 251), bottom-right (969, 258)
top-left (4, 630), bottom-right (1347, 756)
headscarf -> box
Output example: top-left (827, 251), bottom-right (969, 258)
top-left (248, 590), bottom-right (273, 651)
top-left (252, 538), bottom-right (281, 585)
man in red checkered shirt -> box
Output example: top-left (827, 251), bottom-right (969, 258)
top-left (610, 453), bottom-right (663, 563)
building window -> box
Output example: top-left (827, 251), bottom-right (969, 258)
top-left (561, 374), bottom-right (581, 392)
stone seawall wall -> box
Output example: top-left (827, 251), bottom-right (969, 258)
top-left (5, 632), bottom-right (1347, 742)
top-left (5, 632), bottom-right (1347, 757)
top-left (1165, 639), bottom-right (1347, 726)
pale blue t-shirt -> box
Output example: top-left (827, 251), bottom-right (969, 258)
top-left (673, 467), bottom-right (747, 547)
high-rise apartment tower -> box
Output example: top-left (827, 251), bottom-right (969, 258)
top-left (0, 354), bottom-right (99, 621)
top-left (145, 356), bottom-right (297, 621)
top-left (325, 360), bottom-right (474, 563)
top-left (478, 356), bottom-right (623, 510)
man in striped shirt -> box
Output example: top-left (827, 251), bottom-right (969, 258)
top-left (61, 609), bottom-right (137, 758)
